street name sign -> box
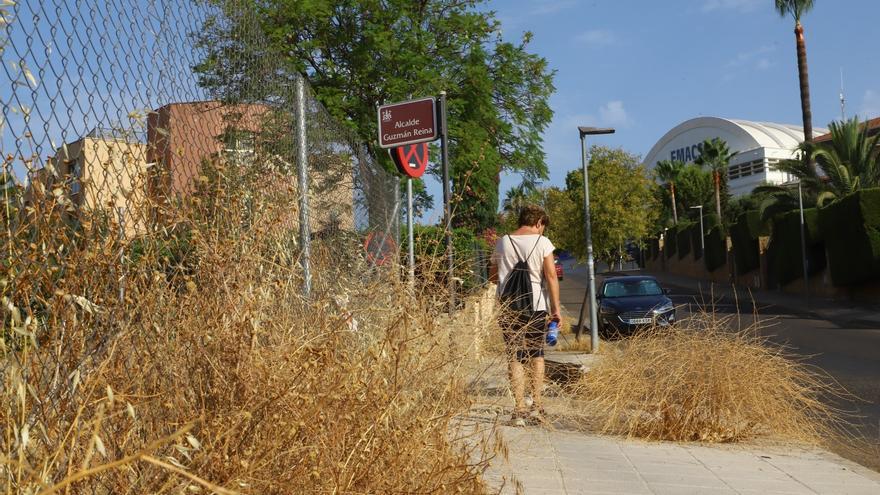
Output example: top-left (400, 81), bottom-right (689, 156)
top-left (377, 97), bottom-right (438, 148)
top-left (391, 143), bottom-right (429, 178)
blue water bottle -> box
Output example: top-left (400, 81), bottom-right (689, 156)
top-left (546, 318), bottom-right (559, 346)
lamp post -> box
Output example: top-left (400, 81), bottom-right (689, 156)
top-left (578, 126), bottom-right (614, 354)
top-left (690, 205), bottom-right (704, 252)
top-left (798, 180), bottom-right (809, 304)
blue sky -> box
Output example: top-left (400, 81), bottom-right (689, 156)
top-left (421, 0), bottom-right (880, 222)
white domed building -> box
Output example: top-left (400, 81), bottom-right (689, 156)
top-left (643, 117), bottom-right (828, 197)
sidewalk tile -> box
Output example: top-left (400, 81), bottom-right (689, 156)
top-left (646, 484), bottom-right (738, 495)
top-left (808, 486), bottom-right (880, 495)
top-left (639, 472), bottom-right (729, 488)
top-left (564, 479), bottom-right (651, 494)
top-left (723, 477), bottom-right (817, 493)
top-left (562, 469), bottom-right (643, 483)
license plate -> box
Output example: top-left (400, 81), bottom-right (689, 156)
top-left (626, 318), bottom-right (652, 324)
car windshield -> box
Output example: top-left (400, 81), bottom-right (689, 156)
top-left (602, 279), bottom-right (663, 298)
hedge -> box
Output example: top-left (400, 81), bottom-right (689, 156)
top-left (649, 236), bottom-right (660, 260)
top-left (676, 223), bottom-right (693, 260)
top-left (730, 211), bottom-right (762, 276)
top-left (404, 225), bottom-right (489, 291)
top-left (664, 225), bottom-right (678, 258)
top-left (704, 226), bottom-right (726, 272)
top-left (766, 208), bottom-right (825, 288)
top-left (689, 222), bottom-right (704, 260)
top-left (818, 188), bottom-right (880, 286)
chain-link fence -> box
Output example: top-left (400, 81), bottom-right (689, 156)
top-left (1, 0), bottom-right (400, 297)
top-left (1, 1), bottom-right (409, 490)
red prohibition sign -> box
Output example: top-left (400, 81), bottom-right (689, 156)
top-left (391, 142), bottom-right (429, 178)
top-left (363, 232), bottom-right (397, 266)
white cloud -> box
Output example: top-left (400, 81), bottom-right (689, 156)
top-left (722, 45), bottom-right (775, 81)
top-left (726, 45), bottom-right (775, 68)
top-left (755, 58), bottom-right (773, 70)
top-left (599, 101), bottom-right (632, 128)
top-left (701, 0), bottom-right (762, 13)
top-left (859, 90), bottom-right (880, 119)
top-left (556, 101), bottom-right (632, 132)
top-left (573, 29), bottom-right (616, 47)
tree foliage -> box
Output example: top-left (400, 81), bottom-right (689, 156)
top-left (653, 164), bottom-right (714, 229)
top-left (193, 0), bottom-right (555, 232)
top-left (695, 137), bottom-right (735, 220)
top-left (772, 116), bottom-right (880, 207)
top-left (554, 146), bottom-right (659, 265)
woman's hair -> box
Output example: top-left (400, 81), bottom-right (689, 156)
top-left (518, 204), bottom-right (550, 228)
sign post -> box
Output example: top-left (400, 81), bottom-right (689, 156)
top-left (378, 95), bottom-right (449, 306)
top-left (390, 143), bottom-right (430, 286)
top-left (438, 91), bottom-right (453, 313)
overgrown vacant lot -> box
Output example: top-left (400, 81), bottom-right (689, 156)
top-left (1, 173), bottom-right (494, 494)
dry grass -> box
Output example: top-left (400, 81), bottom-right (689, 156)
top-left (566, 312), bottom-right (854, 445)
top-left (0, 162), bottom-right (495, 493)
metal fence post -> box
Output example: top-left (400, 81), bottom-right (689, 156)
top-left (296, 75), bottom-right (312, 298)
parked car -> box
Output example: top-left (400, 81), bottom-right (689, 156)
top-left (554, 255), bottom-right (564, 280)
top-left (597, 275), bottom-right (674, 337)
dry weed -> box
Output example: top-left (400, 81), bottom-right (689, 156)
top-left (1, 159), bottom-right (494, 493)
top-left (567, 312), bottom-right (853, 445)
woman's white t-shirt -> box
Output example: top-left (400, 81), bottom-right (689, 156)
top-left (492, 234), bottom-right (555, 312)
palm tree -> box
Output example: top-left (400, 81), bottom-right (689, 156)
top-left (694, 137), bottom-right (736, 220)
top-left (774, 117), bottom-right (880, 206)
top-left (775, 0), bottom-right (815, 143)
top-left (501, 182), bottom-right (535, 216)
top-left (654, 159), bottom-right (684, 224)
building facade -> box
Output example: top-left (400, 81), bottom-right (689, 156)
top-left (643, 117), bottom-right (828, 197)
top-left (36, 128), bottom-right (151, 236)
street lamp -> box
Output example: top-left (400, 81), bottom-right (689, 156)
top-left (578, 126), bottom-right (614, 354)
top-left (797, 180), bottom-right (809, 303)
top-left (690, 205), bottom-right (704, 252)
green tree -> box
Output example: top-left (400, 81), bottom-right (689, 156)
top-left (654, 159), bottom-right (685, 224)
top-left (773, 116), bottom-right (880, 206)
top-left (674, 164), bottom-right (715, 216)
top-left (194, 0), bottom-right (555, 233)
top-left (695, 137), bottom-right (736, 220)
top-left (558, 146), bottom-right (659, 266)
top-left (775, 0), bottom-right (815, 143)
top-left (539, 186), bottom-right (580, 254)
top-left (498, 181), bottom-right (542, 233)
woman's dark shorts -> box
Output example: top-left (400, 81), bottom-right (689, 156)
top-left (499, 310), bottom-right (548, 363)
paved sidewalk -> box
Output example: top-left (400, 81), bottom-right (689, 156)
top-left (465, 351), bottom-right (880, 494)
top-left (480, 424), bottom-right (880, 495)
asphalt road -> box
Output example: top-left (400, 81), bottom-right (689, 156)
top-left (557, 259), bottom-right (880, 471)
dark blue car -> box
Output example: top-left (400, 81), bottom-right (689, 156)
top-left (597, 275), bottom-right (675, 337)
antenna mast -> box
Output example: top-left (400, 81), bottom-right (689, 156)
top-left (839, 68), bottom-right (846, 121)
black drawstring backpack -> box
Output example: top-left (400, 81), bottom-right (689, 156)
top-left (499, 235), bottom-right (542, 313)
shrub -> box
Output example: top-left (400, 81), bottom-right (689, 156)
top-left (663, 225), bottom-right (678, 258)
top-left (689, 223), bottom-right (703, 260)
top-left (676, 223), bottom-right (692, 260)
top-left (570, 313), bottom-right (848, 444)
top-left (403, 225), bottom-right (488, 295)
top-left (704, 225), bottom-right (726, 272)
top-left (818, 188), bottom-right (880, 286)
top-left (730, 211), bottom-right (761, 276)
top-left (766, 208), bottom-right (825, 288)
top-left (650, 237), bottom-right (660, 261)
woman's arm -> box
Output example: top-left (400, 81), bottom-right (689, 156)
top-left (542, 254), bottom-right (562, 326)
